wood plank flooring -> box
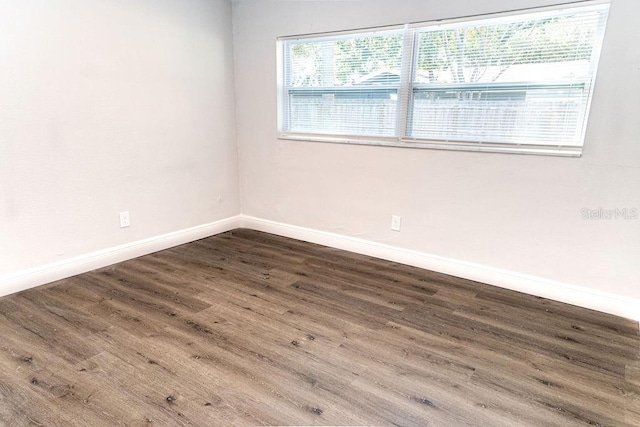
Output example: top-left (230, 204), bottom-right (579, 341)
top-left (0, 229), bottom-right (638, 426)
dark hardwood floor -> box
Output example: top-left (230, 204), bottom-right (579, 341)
top-left (0, 229), bottom-right (638, 426)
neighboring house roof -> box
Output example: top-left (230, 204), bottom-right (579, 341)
top-left (351, 69), bottom-right (432, 86)
top-left (348, 61), bottom-right (589, 86)
top-left (353, 70), bottom-right (400, 85)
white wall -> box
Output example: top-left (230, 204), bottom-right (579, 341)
top-left (233, 0), bottom-right (640, 300)
top-left (2, 0), bottom-right (637, 314)
top-left (0, 0), bottom-right (239, 277)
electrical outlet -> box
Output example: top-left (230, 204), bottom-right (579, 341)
top-left (119, 211), bottom-right (130, 228)
top-left (391, 215), bottom-right (402, 232)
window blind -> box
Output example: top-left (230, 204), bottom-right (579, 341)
top-left (283, 29), bottom-right (404, 137)
top-left (408, 3), bottom-right (609, 147)
top-left (278, 1), bottom-right (610, 155)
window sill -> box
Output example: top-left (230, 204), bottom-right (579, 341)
top-left (278, 133), bottom-right (583, 157)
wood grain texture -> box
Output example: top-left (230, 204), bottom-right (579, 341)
top-left (0, 229), bottom-right (638, 426)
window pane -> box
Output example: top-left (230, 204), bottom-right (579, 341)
top-left (285, 31), bottom-right (403, 137)
top-left (410, 5), bottom-right (608, 145)
top-left (412, 85), bottom-right (585, 144)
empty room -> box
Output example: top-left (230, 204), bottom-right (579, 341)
top-left (1, 0), bottom-right (638, 425)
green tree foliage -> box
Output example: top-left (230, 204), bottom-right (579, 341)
top-left (416, 16), bottom-right (597, 84)
top-left (289, 34), bottom-right (402, 87)
top-left (335, 34), bottom-right (403, 85)
top-left (290, 42), bottom-right (320, 86)
top-left (289, 13), bottom-right (599, 87)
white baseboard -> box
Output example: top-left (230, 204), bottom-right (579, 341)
top-left (0, 215), bottom-right (241, 298)
top-left (2, 213), bottom-right (637, 321)
top-left (239, 215), bottom-right (640, 321)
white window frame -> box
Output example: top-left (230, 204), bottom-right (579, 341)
top-left (277, 0), bottom-right (610, 157)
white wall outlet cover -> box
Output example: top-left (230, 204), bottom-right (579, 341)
top-left (391, 215), bottom-right (402, 231)
top-left (119, 211), bottom-right (130, 228)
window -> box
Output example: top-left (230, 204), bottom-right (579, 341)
top-left (277, 1), bottom-right (610, 156)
